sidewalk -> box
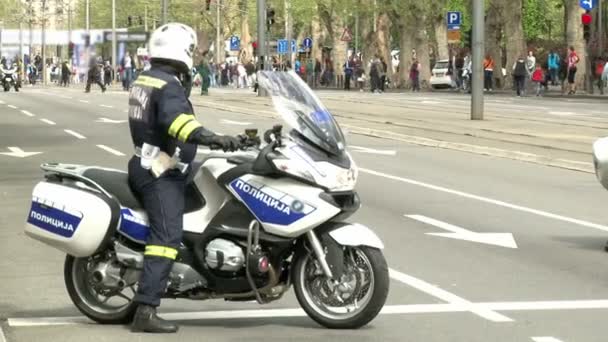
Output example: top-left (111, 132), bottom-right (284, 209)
top-left (191, 87), bottom-right (603, 173)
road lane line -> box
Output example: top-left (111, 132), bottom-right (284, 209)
top-left (64, 129), bottom-right (86, 139)
top-left (20, 110), bottom-right (35, 117)
top-left (360, 168), bottom-right (608, 233)
top-left (39, 118), bottom-right (56, 125)
top-left (7, 105), bottom-right (17, 109)
top-left (0, 100), bottom-right (5, 104)
top-left (532, 337), bottom-right (564, 342)
top-left (388, 268), bottom-right (512, 322)
top-left (96, 145), bottom-right (125, 156)
top-left (99, 104), bottom-right (113, 108)
top-left (59, 95), bottom-right (73, 99)
top-left (79, 100), bottom-right (90, 104)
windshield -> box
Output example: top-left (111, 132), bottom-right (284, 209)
top-left (258, 70), bottom-right (346, 156)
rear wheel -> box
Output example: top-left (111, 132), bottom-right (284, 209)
top-left (64, 252), bottom-right (139, 324)
top-left (293, 246), bottom-right (389, 329)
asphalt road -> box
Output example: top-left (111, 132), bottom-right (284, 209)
top-left (1, 84), bottom-right (608, 342)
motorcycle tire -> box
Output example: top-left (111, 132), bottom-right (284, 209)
top-left (292, 246), bottom-right (389, 329)
top-left (64, 255), bottom-right (138, 324)
top-left (3, 85), bottom-right (9, 92)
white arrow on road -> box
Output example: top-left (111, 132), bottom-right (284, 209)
top-left (96, 117), bottom-right (127, 124)
top-left (0, 147), bottom-right (43, 158)
top-left (350, 145), bottom-right (396, 156)
top-left (406, 214), bottom-right (518, 249)
top-left (220, 119), bottom-right (252, 126)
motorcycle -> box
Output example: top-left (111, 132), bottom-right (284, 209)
top-left (593, 137), bottom-right (608, 252)
top-left (1, 65), bottom-right (20, 92)
top-left (24, 70), bottom-right (390, 329)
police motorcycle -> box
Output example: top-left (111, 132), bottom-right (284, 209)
top-left (24, 71), bottom-right (389, 329)
top-left (592, 137), bottom-right (608, 252)
top-left (1, 63), bottom-right (20, 92)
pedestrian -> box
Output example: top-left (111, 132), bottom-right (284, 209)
top-left (122, 53), bottom-right (133, 90)
top-left (409, 59), bottom-right (420, 92)
top-left (512, 55), bottom-right (527, 97)
top-left (197, 59), bottom-right (210, 95)
top-left (526, 50), bottom-right (536, 76)
top-left (103, 61), bottom-right (112, 87)
top-left (237, 62), bottom-right (247, 88)
top-left (547, 49), bottom-right (560, 86)
top-left (343, 58), bottom-right (353, 91)
top-left (85, 58), bottom-right (106, 93)
top-left (483, 54), bottom-right (494, 91)
top-left (595, 56), bottom-right (605, 95)
top-left (60, 61), bottom-right (70, 87)
top-left (566, 46), bottom-right (579, 95)
top-left (602, 57), bottom-right (608, 95)
top-left (369, 57), bottom-right (381, 93)
top-left (531, 63), bottom-right (545, 96)
top-left (380, 57), bottom-right (388, 91)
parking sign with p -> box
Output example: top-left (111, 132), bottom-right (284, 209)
top-left (447, 11), bottom-right (462, 30)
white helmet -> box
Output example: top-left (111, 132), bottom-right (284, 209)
top-left (148, 23), bottom-right (197, 72)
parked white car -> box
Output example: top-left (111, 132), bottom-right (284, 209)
top-left (430, 59), bottom-right (455, 89)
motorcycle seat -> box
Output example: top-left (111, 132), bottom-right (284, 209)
top-left (82, 168), bottom-right (143, 210)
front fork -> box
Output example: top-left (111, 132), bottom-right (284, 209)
top-left (306, 230), bottom-right (345, 281)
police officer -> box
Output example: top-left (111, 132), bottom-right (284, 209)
top-left (128, 23), bottom-right (240, 333)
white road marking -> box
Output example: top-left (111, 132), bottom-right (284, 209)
top-left (64, 129), bottom-right (86, 139)
top-left (548, 111), bottom-right (580, 116)
top-left (78, 99), bottom-right (90, 104)
top-left (123, 109), bottom-right (128, 113)
top-left (7, 104), bottom-right (17, 109)
top-left (39, 118), bottom-right (56, 125)
top-left (99, 104), bottom-right (113, 108)
top-left (421, 100), bottom-right (441, 105)
top-left (0, 147), bottom-right (42, 158)
top-left (0, 326), bottom-right (6, 342)
top-left (350, 145), bottom-right (397, 156)
top-left (96, 117), bottom-right (127, 124)
top-left (0, 99), bottom-right (5, 104)
top-left (532, 337), bottom-right (564, 342)
top-left (220, 119), bottom-right (252, 126)
top-left (59, 95), bottom-right (73, 99)
top-left (12, 298), bottom-right (608, 327)
top-left (20, 110), bottom-right (35, 117)
top-left (96, 144), bottom-right (125, 156)
top-left (389, 268), bottom-right (512, 322)
top-left (407, 214), bottom-right (518, 248)
top-left (360, 168), bottom-right (608, 233)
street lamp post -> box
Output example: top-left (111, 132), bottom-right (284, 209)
top-left (216, 0), bottom-right (221, 65)
top-left (162, 0), bottom-right (168, 25)
top-left (471, 0), bottom-right (484, 120)
top-left (112, 0), bottom-right (116, 85)
top-left (257, 0), bottom-right (267, 96)
top-left (41, 0), bottom-right (47, 85)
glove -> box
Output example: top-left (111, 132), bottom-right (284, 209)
top-left (210, 135), bottom-right (240, 152)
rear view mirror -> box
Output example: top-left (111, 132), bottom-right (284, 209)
top-left (592, 137), bottom-right (608, 191)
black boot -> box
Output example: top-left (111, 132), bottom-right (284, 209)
top-left (131, 304), bottom-right (178, 333)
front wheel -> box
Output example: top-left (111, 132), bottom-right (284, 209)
top-left (64, 253), bottom-right (138, 324)
top-left (293, 246), bottom-right (389, 329)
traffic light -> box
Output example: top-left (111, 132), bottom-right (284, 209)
top-left (206, 0), bottom-right (211, 11)
top-left (582, 11), bottom-right (592, 42)
top-left (68, 42), bottom-right (74, 57)
top-left (139, 16), bottom-right (143, 25)
top-left (127, 15), bottom-right (133, 26)
top-left (266, 8), bottom-right (275, 31)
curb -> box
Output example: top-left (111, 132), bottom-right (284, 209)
top-left (194, 100), bottom-right (594, 174)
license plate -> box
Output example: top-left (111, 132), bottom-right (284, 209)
top-left (435, 73), bottom-right (444, 77)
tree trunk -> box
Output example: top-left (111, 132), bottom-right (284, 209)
top-left (565, 0), bottom-right (587, 88)
top-left (433, 19), bottom-right (449, 60)
top-left (503, 0), bottom-right (526, 83)
top-left (485, 0), bottom-right (504, 88)
top-left (239, 0), bottom-right (253, 63)
top-left (414, 25), bottom-right (432, 89)
top-left (397, 15), bottom-right (414, 88)
top-left (311, 6), bottom-right (325, 64)
top-left (376, 13), bottom-right (393, 80)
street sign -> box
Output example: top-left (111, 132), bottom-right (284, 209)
top-left (103, 31), bottom-right (149, 43)
top-left (229, 35), bottom-right (240, 51)
top-left (580, 0), bottom-right (595, 10)
top-left (277, 39), bottom-right (288, 54)
top-left (291, 39), bottom-right (297, 53)
top-left (303, 37), bottom-right (313, 49)
top-left (447, 11), bottom-right (462, 30)
top-left (447, 30), bottom-right (461, 43)
top-left (340, 28), bottom-right (353, 42)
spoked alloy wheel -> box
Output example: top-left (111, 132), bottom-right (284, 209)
top-left (293, 246), bottom-right (389, 329)
top-left (64, 253), bottom-right (138, 324)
